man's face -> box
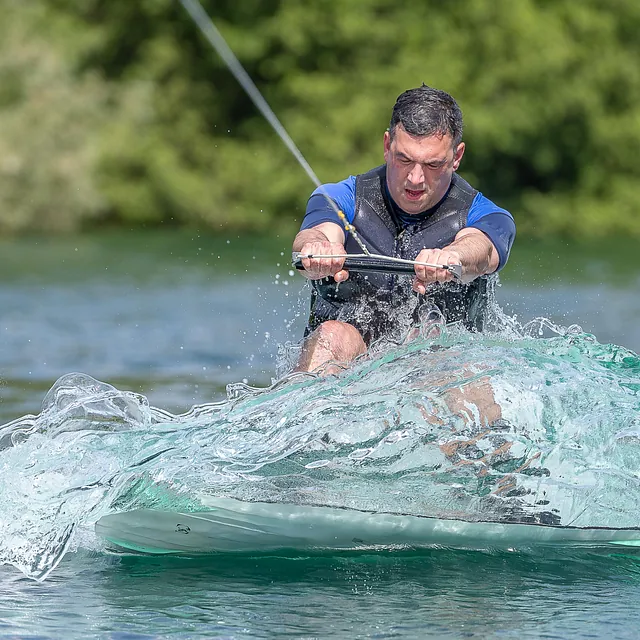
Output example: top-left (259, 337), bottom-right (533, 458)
top-left (383, 125), bottom-right (465, 214)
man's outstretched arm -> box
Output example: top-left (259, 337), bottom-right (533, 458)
top-left (412, 228), bottom-right (501, 293)
top-left (448, 227), bottom-right (500, 277)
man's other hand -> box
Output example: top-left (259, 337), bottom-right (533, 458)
top-left (413, 248), bottom-right (462, 294)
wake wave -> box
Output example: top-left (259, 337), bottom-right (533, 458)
top-left (1, 313), bottom-right (639, 579)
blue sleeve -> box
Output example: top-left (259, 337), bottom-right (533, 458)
top-left (300, 176), bottom-right (356, 231)
top-left (466, 193), bottom-right (516, 270)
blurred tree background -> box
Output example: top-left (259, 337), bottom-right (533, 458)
top-left (1, 0), bottom-right (639, 238)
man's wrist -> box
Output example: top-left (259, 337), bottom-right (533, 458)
top-left (449, 230), bottom-right (496, 274)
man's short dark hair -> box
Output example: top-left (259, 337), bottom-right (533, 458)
top-left (389, 85), bottom-right (463, 147)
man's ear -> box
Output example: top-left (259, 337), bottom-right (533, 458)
top-left (452, 142), bottom-right (465, 171)
top-left (383, 130), bottom-right (391, 161)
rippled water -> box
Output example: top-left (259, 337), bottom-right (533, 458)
top-left (2, 549), bottom-right (640, 639)
top-left (1, 232), bottom-right (640, 638)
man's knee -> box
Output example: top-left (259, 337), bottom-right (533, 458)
top-left (311, 320), bottom-right (364, 356)
top-left (296, 320), bottom-right (366, 373)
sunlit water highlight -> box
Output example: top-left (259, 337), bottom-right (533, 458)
top-left (1, 308), bottom-right (639, 581)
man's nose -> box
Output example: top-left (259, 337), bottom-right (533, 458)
top-left (407, 163), bottom-right (425, 185)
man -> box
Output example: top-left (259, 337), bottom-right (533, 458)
top-left (293, 85), bottom-right (516, 373)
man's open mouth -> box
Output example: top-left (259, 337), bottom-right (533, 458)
top-left (405, 188), bottom-right (424, 200)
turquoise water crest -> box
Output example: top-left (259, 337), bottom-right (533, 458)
top-left (1, 312), bottom-right (639, 581)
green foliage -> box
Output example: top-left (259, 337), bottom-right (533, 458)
top-left (0, 4), bottom-right (109, 233)
top-left (1, 0), bottom-right (640, 237)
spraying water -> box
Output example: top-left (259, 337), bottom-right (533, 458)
top-left (0, 312), bottom-right (639, 579)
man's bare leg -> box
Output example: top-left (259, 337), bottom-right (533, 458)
top-left (295, 320), bottom-right (367, 374)
top-left (416, 370), bottom-right (502, 427)
top-left (442, 377), bottom-right (502, 426)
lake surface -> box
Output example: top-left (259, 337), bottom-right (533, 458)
top-left (1, 230), bottom-right (639, 639)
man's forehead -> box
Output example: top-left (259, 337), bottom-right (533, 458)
top-left (391, 129), bottom-right (454, 160)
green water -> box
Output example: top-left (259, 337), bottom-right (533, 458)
top-left (1, 231), bottom-right (640, 638)
top-left (2, 549), bottom-right (640, 639)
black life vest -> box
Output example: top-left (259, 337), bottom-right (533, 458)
top-left (307, 165), bottom-right (492, 342)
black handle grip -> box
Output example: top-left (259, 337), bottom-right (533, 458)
top-left (292, 255), bottom-right (416, 275)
